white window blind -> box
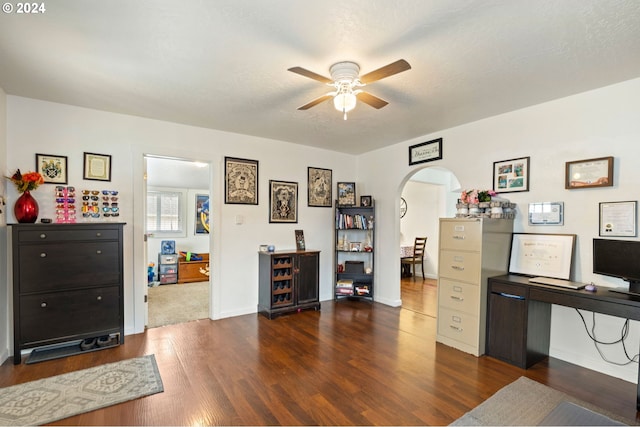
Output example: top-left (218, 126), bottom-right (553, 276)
top-left (147, 190), bottom-right (183, 233)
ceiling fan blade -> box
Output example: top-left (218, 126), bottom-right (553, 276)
top-left (298, 94), bottom-right (333, 110)
top-left (357, 92), bottom-right (388, 109)
top-left (359, 59), bottom-right (411, 84)
top-left (288, 67), bottom-right (333, 84)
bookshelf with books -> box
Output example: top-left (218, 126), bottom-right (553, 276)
top-left (335, 203), bottom-right (375, 301)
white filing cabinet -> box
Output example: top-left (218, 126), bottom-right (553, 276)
top-left (436, 218), bottom-right (513, 356)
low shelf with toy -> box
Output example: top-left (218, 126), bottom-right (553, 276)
top-left (178, 252), bottom-right (210, 284)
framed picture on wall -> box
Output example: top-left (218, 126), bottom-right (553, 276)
top-left (36, 153), bottom-right (67, 184)
top-left (269, 180), bottom-right (298, 223)
top-left (83, 152), bottom-right (112, 181)
top-left (493, 156), bottom-right (529, 193)
top-left (337, 182), bottom-right (356, 206)
top-left (599, 201), bottom-right (636, 237)
top-left (566, 156), bottom-right (613, 189)
top-left (195, 194), bottom-right (210, 234)
top-left (224, 157), bottom-right (258, 205)
top-left (307, 167), bottom-right (332, 207)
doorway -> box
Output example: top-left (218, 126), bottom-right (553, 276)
top-left (399, 166), bottom-right (460, 317)
top-left (145, 156), bottom-right (211, 328)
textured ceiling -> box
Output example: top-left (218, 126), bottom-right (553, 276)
top-left (1, 0), bottom-right (639, 154)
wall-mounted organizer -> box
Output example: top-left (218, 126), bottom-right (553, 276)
top-left (80, 189), bottom-right (119, 222)
top-left (54, 186), bottom-right (76, 223)
top-left (334, 203), bottom-right (375, 301)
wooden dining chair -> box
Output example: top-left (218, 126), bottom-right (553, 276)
top-left (401, 237), bottom-right (427, 279)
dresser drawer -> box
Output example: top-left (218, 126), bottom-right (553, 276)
top-left (19, 286), bottom-right (120, 345)
top-left (16, 228), bottom-right (119, 243)
top-left (18, 242), bottom-right (120, 293)
top-left (437, 306), bottom-right (479, 346)
top-left (439, 221), bottom-right (482, 251)
top-left (438, 278), bottom-right (479, 314)
top-left (439, 250), bottom-right (481, 283)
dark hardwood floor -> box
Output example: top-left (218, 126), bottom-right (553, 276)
top-left (1, 278), bottom-right (638, 425)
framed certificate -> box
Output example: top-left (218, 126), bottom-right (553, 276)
top-left (599, 201), bottom-right (637, 237)
top-left (565, 156), bottom-right (613, 189)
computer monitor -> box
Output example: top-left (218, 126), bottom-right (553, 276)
top-left (593, 238), bottom-right (640, 295)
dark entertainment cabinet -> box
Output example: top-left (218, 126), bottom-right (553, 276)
top-left (10, 223), bottom-right (125, 364)
top-left (258, 250), bottom-right (320, 319)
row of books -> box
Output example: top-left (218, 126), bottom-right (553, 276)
top-left (336, 213), bottom-right (372, 230)
top-left (335, 279), bottom-right (371, 296)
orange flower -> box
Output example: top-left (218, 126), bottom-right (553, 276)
top-left (6, 169), bottom-right (45, 193)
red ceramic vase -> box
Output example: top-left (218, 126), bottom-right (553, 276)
top-left (14, 190), bottom-right (39, 223)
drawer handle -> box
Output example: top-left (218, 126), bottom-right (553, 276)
top-left (451, 265), bottom-right (464, 271)
top-left (96, 250), bottom-right (102, 254)
top-left (450, 295), bottom-right (464, 301)
top-left (97, 295), bottom-right (102, 301)
top-left (39, 233), bottom-right (47, 239)
top-left (40, 302), bottom-right (47, 308)
top-left (452, 235), bottom-right (465, 240)
top-left (40, 253), bottom-right (47, 258)
top-left (449, 325), bottom-right (463, 332)
top-left (96, 232), bottom-right (102, 237)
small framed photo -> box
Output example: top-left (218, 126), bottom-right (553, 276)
top-left (83, 152), bottom-right (112, 181)
top-left (36, 153), bottom-right (67, 184)
top-left (409, 138), bottom-right (443, 165)
top-left (493, 156), bottom-right (530, 193)
top-left (360, 195), bottom-right (372, 207)
top-left (599, 201), bottom-right (636, 237)
top-left (269, 180), bottom-right (298, 223)
top-left (337, 182), bottom-right (356, 206)
top-left (307, 167), bottom-right (332, 207)
top-left (195, 194), bottom-right (210, 234)
top-left (566, 156), bottom-right (613, 189)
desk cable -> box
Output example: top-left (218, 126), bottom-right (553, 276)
top-left (575, 308), bottom-right (639, 366)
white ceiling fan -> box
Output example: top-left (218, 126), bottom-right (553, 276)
top-left (288, 59), bottom-right (411, 120)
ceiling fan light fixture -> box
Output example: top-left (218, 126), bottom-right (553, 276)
top-left (333, 91), bottom-right (356, 113)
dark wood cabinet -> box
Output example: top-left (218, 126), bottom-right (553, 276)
top-left (486, 276), bottom-right (551, 368)
top-left (258, 250), bottom-right (320, 319)
top-left (11, 223), bottom-right (125, 364)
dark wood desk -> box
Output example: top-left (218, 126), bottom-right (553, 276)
top-left (486, 274), bottom-right (640, 410)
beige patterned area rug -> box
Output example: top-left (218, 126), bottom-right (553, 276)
top-left (0, 354), bottom-right (163, 426)
top-left (451, 376), bottom-right (632, 426)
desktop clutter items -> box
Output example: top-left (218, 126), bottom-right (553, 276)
top-left (455, 189), bottom-right (516, 219)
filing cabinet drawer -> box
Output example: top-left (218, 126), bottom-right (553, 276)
top-left (439, 220), bottom-right (482, 251)
top-left (437, 306), bottom-right (479, 347)
top-left (438, 278), bottom-right (479, 314)
top-left (439, 250), bottom-right (481, 283)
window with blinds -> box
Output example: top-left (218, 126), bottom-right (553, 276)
top-left (147, 190), bottom-right (184, 233)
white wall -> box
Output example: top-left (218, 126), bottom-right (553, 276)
top-left (3, 96), bottom-right (355, 351)
top-left (359, 77), bottom-right (640, 383)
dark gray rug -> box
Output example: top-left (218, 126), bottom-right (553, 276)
top-left (451, 376), bottom-right (631, 426)
top-left (0, 354), bottom-right (163, 426)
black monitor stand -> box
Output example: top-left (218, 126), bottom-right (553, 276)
top-left (608, 279), bottom-right (640, 298)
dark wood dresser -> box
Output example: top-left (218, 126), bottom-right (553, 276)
top-left (10, 223), bottom-right (125, 364)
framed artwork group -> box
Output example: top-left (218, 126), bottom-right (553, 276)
top-left (36, 152), bottom-right (112, 184)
